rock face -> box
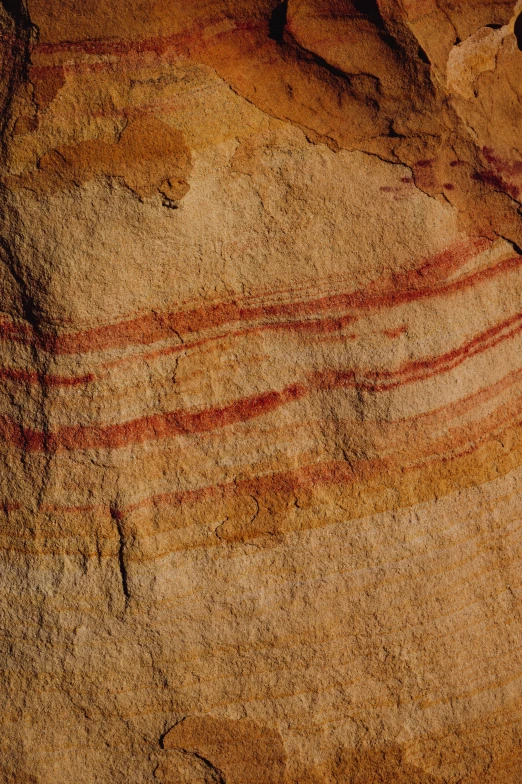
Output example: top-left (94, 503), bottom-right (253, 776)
top-left (2, 0), bottom-right (522, 781)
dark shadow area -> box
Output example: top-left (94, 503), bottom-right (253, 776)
top-left (515, 13), bottom-right (522, 50)
top-left (352, 0), bottom-right (386, 30)
top-left (0, 0), bottom-right (29, 24)
top-left (269, 0), bottom-right (288, 42)
top-left (351, 0), bottom-right (409, 65)
top-left (417, 45), bottom-right (430, 64)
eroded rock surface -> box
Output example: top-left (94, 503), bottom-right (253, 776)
top-left (2, 0), bottom-right (522, 781)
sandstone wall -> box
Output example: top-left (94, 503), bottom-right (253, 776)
top-left (1, 1), bottom-right (522, 781)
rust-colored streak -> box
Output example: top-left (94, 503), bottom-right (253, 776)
top-left (31, 17), bottom-right (258, 58)
top-left (0, 238), bottom-right (502, 358)
top-left (472, 171), bottom-right (520, 201)
top-left (382, 325), bottom-right (408, 338)
top-left (0, 382), bottom-right (307, 453)
top-left (4, 361), bottom-right (522, 552)
top-left (319, 309), bottom-right (522, 394)
top-left (0, 367), bottom-right (94, 386)
top-left (0, 240), bottom-right (518, 390)
top-left (2, 304), bottom-right (522, 453)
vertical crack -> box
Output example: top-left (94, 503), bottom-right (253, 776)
top-left (110, 506), bottom-right (130, 605)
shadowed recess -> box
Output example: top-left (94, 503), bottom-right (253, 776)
top-left (515, 12), bottom-right (522, 50)
top-left (268, 0), bottom-right (288, 41)
top-left (0, 0), bottom-right (30, 25)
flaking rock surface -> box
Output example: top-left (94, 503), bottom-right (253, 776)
top-left (2, 1), bottom-right (522, 781)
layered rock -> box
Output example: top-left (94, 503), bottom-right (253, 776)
top-left (1, 1), bottom-right (522, 781)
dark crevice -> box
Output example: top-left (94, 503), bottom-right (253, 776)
top-left (351, 0), bottom-right (386, 31)
top-left (1, 0), bottom-right (30, 26)
top-left (268, 0), bottom-right (288, 42)
top-left (298, 44), bottom-right (358, 85)
top-left (175, 750), bottom-right (226, 784)
top-left (351, 0), bottom-right (409, 61)
top-left (485, 23), bottom-right (503, 30)
top-left (501, 236), bottom-right (522, 255)
top-left (417, 45), bottom-right (430, 65)
top-left (515, 13), bottom-right (522, 51)
top-left (111, 507), bottom-right (130, 603)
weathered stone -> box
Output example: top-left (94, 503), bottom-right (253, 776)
top-left (1, 1), bottom-right (522, 781)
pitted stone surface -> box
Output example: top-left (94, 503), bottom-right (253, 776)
top-left (2, 1), bottom-right (522, 781)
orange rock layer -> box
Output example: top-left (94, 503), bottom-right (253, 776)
top-left (1, 1), bottom-right (522, 782)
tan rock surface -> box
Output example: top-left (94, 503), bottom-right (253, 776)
top-left (1, 0), bottom-right (522, 781)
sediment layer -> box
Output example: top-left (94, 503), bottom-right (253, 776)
top-left (2, 1), bottom-right (522, 781)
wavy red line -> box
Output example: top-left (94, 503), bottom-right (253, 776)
top-left (2, 304), bottom-right (522, 453)
top-left (319, 310), bottom-right (522, 394)
top-left (0, 238), bottom-right (501, 363)
top-left (6, 357), bottom-right (522, 518)
top-left (0, 382), bottom-right (307, 452)
top-left (0, 367), bottom-right (95, 386)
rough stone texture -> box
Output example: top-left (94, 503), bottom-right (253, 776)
top-left (2, 0), bottom-right (522, 781)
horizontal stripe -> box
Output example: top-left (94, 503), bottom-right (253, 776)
top-left (32, 18), bottom-right (260, 58)
top-left (0, 367), bottom-right (94, 386)
top-left (0, 238), bottom-right (494, 357)
top-left (1, 304), bottom-right (522, 452)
